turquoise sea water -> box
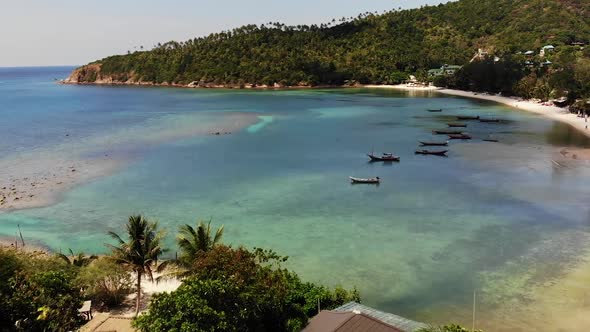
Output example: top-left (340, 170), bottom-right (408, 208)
top-left (1, 67), bottom-right (590, 328)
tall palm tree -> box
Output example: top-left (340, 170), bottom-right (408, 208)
top-left (56, 248), bottom-right (97, 267)
top-left (106, 215), bottom-right (166, 316)
top-left (177, 219), bottom-right (224, 266)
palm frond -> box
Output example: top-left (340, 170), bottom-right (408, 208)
top-left (56, 252), bottom-right (72, 265)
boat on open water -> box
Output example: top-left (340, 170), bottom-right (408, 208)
top-left (349, 176), bottom-right (380, 184)
top-left (447, 123), bottom-right (467, 127)
top-left (415, 149), bottom-right (448, 156)
top-left (419, 141), bottom-right (448, 146)
top-left (448, 133), bottom-right (472, 140)
top-left (433, 129), bottom-right (463, 135)
top-left (479, 118), bottom-right (501, 123)
top-left (427, 109), bottom-right (442, 112)
top-left (367, 153), bottom-right (400, 162)
top-left (457, 115), bottom-right (479, 120)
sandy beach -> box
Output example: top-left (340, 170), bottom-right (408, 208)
top-left (365, 84), bottom-right (590, 139)
top-left (437, 88), bottom-right (590, 138)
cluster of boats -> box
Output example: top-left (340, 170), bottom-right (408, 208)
top-left (350, 109), bottom-right (504, 184)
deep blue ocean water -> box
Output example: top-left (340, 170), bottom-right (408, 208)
top-left (1, 67), bottom-right (590, 328)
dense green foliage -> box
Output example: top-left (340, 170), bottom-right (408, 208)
top-left (436, 47), bottom-right (590, 105)
top-left (72, 0), bottom-right (590, 95)
top-left (419, 324), bottom-right (483, 332)
top-left (0, 248), bottom-right (84, 332)
top-left (134, 245), bottom-right (359, 332)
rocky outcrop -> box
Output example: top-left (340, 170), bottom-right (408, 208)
top-left (63, 64), bottom-right (102, 83)
top-left (62, 65), bottom-right (327, 90)
top-left (63, 64), bottom-right (139, 85)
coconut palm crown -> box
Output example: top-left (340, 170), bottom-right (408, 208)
top-left (177, 219), bottom-right (224, 266)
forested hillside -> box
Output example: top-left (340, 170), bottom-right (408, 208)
top-left (66, 0), bottom-right (590, 101)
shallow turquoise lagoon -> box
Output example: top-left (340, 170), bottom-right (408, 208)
top-left (1, 67), bottom-right (590, 326)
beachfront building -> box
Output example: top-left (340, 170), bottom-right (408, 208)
top-left (428, 64), bottom-right (462, 77)
top-left (540, 45), bottom-right (555, 57)
top-left (303, 302), bottom-right (427, 332)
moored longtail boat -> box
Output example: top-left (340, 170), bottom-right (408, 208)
top-left (419, 141), bottom-right (448, 146)
top-left (367, 153), bottom-right (400, 162)
top-left (433, 129), bottom-right (463, 135)
top-left (457, 115), bottom-right (480, 120)
top-left (414, 149), bottom-right (448, 156)
top-left (447, 123), bottom-right (467, 127)
top-left (479, 118), bottom-right (501, 123)
top-left (349, 176), bottom-right (380, 184)
top-left (427, 109), bottom-right (443, 112)
top-left (448, 133), bottom-right (472, 140)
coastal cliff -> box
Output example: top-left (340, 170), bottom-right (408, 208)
top-left (63, 64), bottom-right (318, 89)
top-left (64, 64), bottom-right (138, 85)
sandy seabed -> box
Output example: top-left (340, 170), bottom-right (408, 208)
top-left (0, 112), bottom-right (260, 212)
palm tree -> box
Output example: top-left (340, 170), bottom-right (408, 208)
top-left (106, 215), bottom-right (166, 316)
top-left (56, 248), bottom-right (97, 267)
top-left (176, 219), bottom-right (224, 266)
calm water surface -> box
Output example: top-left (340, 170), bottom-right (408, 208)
top-left (1, 67), bottom-right (590, 329)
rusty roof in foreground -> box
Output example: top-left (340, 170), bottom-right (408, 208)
top-left (303, 310), bottom-right (404, 332)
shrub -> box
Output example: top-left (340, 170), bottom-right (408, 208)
top-left (77, 258), bottom-right (133, 307)
top-left (135, 245), bottom-right (359, 332)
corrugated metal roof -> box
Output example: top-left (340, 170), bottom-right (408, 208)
top-left (334, 302), bottom-right (428, 332)
top-left (303, 310), bottom-right (403, 332)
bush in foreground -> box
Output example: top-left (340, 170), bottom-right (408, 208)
top-left (76, 258), bottom-right (133, 307)
top-left (134, 245), bottom-right (359, 331)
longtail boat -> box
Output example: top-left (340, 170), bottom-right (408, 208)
top-left (448, 134), bottom-right (472, 140)
top-left (349, 176), bottom-right (380, 184)
top-left (447, 123), bottom-right (467, 127)
top-left (483, 138), bottom-right (499, 142)
top-left (479, 118), bottom-right (501, 123)
top-left (457, 115), bottom-right (480, 120)
top-left (433, 129), bottom-right (463, 135)
top-left (367, 153), bottom-right (400, 162)
top-left (427, 109), bottom-right (442, 112)
top-left (419, 141), bottom-right (448, 146)
top-left (415, 149), bottom-right (448, 156)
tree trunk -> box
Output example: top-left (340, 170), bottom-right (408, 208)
top-left (135, 271), bottom-right (142, 316)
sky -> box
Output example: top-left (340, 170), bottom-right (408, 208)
top-left (0, 0), bottom-right (448, 67)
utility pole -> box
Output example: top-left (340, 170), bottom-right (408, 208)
top-left (472, 289), bottom-right (476, 331)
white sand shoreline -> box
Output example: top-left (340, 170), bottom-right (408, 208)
top-left (364, 84), bottom-right (590, 139)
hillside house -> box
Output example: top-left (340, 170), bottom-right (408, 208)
top-left (428, 64), bottom-right (462, 77)
top-left (540, 45), bottom-right (554, 57)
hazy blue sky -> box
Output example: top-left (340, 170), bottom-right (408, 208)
top-left (1, 0), bottom-right (448, 67)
